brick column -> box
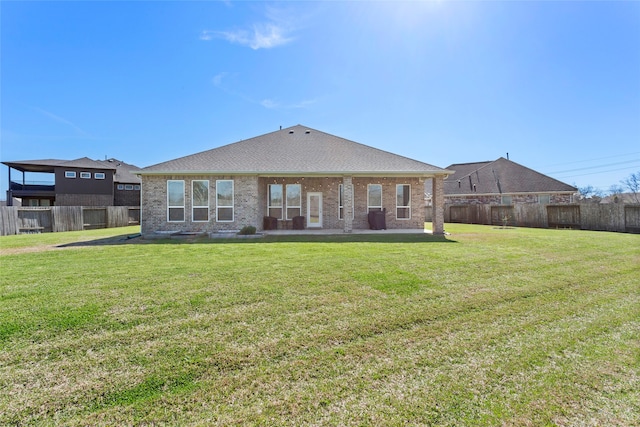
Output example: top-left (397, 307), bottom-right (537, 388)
top-left (343, 176), bottom-right (353, 233)
top-left (432, 175), bottom-right (445, 235)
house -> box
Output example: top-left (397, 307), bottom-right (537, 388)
top-left (442, 157), bottom-right (577, 205)
top-left (138, 125), bottom-right (452, 236)
top-left (3, 157), bottom-right (141, 207)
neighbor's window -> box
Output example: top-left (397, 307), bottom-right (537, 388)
top-left (268, 184), bottom-right (283, 219)
top-left (80, 172), bottom-right (91, 179)
top-left (216, 180), bottom-right (234, 222)
top-left (396, 184), bottom-right (411, 219)
top-left (117, 184), bottom-right (124, 190)
top-left (538, 194), bottom-right (551, 205)
top-left (286, 184), bottom-right (301, 219)
top-left (367, 184), bottom-right (382, 213)
top-left (134, 185), bottom-right (141, 190)
top-left (339, 184), bottom-right (354, 220)
top-left (501, 195), bottom-right (512, 205)
top-left (125, 184), bottom-right (134, 190)
top-left (95, 172), bottom-right (105, 180)
top-left (65, 171), bottom-right (76, 178)
top-left (167, 180), bottom-right (185, 222)
top-left (192, 180), bottom-right (209, 222)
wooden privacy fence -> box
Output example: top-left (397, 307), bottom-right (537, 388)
top-left (0, 206), bottom-right (140, 236)
top-left (444, 204), bottom-right (640, 234)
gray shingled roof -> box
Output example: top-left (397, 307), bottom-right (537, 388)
top-left (140, 125), bottom-right (450, 176)
top-left (444, 157), bottom-right (577, 195)
top-left (98, 158), bottom-right (141, 184)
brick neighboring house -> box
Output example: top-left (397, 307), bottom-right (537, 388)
top-left (3, 157), bottom-right (141, 206)
top-left (138, 125), bottom-right (452, 236)
top-left (441, 157), bottom-right (577, 205)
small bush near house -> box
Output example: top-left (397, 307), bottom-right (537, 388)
top-left (238, 225), bottom-right (257, 235)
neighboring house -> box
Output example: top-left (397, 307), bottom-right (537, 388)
top-left (442, 157), bottom-right (577, 205)
top-left (3, 157), bottom-right (141, 206)
top-left (138, 125), bottom-right (452, 236)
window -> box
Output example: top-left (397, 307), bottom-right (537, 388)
top-left (117, 184), bottom-right (124, 190)
top-left (167, 180), bottom-right (185, 222)
top-left (396, 184), bottom-right (411, 219)
top-left (339, 184), bottom-right (354, 220)
top-left (125, 184), bottom-right (134, 190)
top-left (538, 194), bottom-right (551, 205)
top-left (286, 184), bottom-right (301, 219)
top-left (268, 184), bottom-right (283, 219)
top-left (80, 172), bottom-right (91, 179)
top-left (95, 172), bottom-right (105, 179)
top-left (367, 184), bottom-right (382, 213)
top-left (134, 185), bottom-right (141, 190)
top-left (501, 195), bottom-right (512, 205)
top-left (192, 180), bottom-right (209, 222)
top-left (216, 180), bottom-right (234, 222)
top-left (65, 171), bottom-right (76, 178)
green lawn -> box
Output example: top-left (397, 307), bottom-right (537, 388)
top-left (1, 224), bottom-right (638, 426)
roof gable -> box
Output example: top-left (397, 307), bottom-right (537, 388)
top-left (444, 157), bottom-right (577, 195)
top-left (140, 125), bottom-right (448, 176)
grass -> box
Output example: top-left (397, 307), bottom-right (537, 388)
top-left (0, 224), bottom-right (638, 426)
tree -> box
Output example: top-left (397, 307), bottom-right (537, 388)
top-left (621, 171), bottom-right (640, 204)
top-left (577, 185), bottom-right (603, 203)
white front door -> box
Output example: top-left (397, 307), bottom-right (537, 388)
top-left (307, 192), bottom-right (323, 228)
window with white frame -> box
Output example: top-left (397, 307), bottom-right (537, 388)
top-left (286, 184), bottom-right (301, 219)
top-left (134, 185), bottom-right (140, 190)
top-left (268, 184), bottom-right (283, 219)
top-left (192, 180), bottom-right (209, 222)
top-left (95, 172), bottom-right (105, 179)
top-left (167, 180), bottom-right (185, 222)
top-left (216, 180), bottom-right (234, 222)
top-left (501, 195), bottom-right (512, 205)
top-left (396, 184), bottom-right (411, 219)
top-left (367, 184), bottom-right (382, 213)
top-left (339, 184), bottom-right (354, 220)
top-left (80, 172), bottom-right (91, 179)
top-left (125, 184), bottom-right (134, 190)
top-left (65, 171), bottom-right (76, 178)
top-left (538, 194), bottom-right (551, 205)
top-left (117, 184), bottom-right (124, 190)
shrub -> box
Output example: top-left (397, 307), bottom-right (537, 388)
top-left (238, 225), bottom-right (256, 235)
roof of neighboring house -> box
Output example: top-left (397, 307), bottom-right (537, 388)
top-left (140, 125), bottom-right (450, 177)
top-left (98, 159), bottom-right (142, 184)
top-left (3, 158), bottom-right (141, 184)
top-left (443, 157), bottom-right (577, 195)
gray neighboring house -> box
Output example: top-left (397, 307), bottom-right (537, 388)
top-left (138, 125), bottom-right (452, 236)
top-left (442, 157), bottom-right (577, 205)
top-left (3, 157), bottom-right (141, 206)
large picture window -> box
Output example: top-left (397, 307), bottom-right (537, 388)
top-left (167, 180), bottom-right (185, 222)
top-left (216, 180), bottom-right (234, 222)
top-left (286, 184), bottom-right (301, 219)
top-left (192, 180), bottom-right (209, 222)
top-left (367, 184), bottom-right (382, 213)
top-left (396, 184), bottom-right (411, 219)
top-left (339, 184), bottom-right (354, 220)
top-left (268, 184), bottom-right (283, 219)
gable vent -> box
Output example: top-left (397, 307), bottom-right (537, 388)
top-left (289, 130), bottom-right (294, 134)
top-left (305, 130), bottom-right (311, 134)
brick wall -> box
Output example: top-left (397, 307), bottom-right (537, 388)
top-left (141, 174), bottom-right (426, 235)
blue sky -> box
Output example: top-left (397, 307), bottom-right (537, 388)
top-left (1, 1), bottom-right (639, 197)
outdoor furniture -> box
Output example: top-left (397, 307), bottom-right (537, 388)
top-left (263, 216), bottom-right (277, 230)
top-left (368, 209), bottom-right (386, 230)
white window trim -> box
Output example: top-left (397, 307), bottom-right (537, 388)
top-left (65, 171), bottom-right (76, 178)
top-left (117, 184), bottom-right (124, 190)
top-left (268, 184), bottom-right (283, 220)
top-left (396, 184), bottom-right (411, 220)
top-left (95, 172), bottom-right (105, 180)
top-left (367, 184), bottom-right (383, 213)
top-left (167, 180), bottom-right (185, 222)
top-left (192, 180), bottom-right (210, 223)
top-left (286, 184), bottom-right (302, 220)
top-left (338, 184), bottom-right (354, 220)
top-left (124, 184), bottom-right (134, 190)
top-left (216, 179), bottom-right (234, 222)
top-left (80, 172), bottom-right (91, 179)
